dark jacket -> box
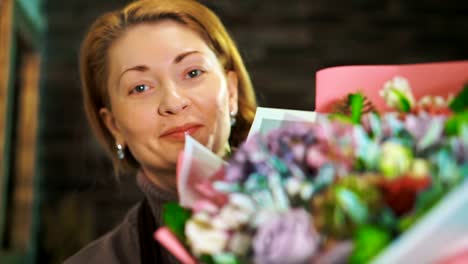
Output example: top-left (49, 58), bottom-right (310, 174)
top-left (64, 172), bottom-right (180, 264)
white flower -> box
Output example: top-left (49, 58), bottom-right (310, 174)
top-left (185, 194), bottom-right (256, 256)
top-left (380, 76), bottom-right (415, 111)
top-left (212, 193), bottom-right (256, 230)
top-left (433, 96), bottom-right (446, 107)
top-left (185, 213), bottom-right (228, 256)
top-left (285, 177), bottom-right (302, 197)
top-left (228, 232), bottom-right (252, 256)
top-left (300, 182), bottom-right (314, 201)
top-left (192, 199), bottom-right (219, 215)
top-left (251, 210), bottom-right (280, 227)
top-left (230, 193), bottom-right (256, 213)
top-left (379, 142), bottom-right (413, 179)
top-left (192, 211), bottom-right (211, 223)
top-left (410, 158), bottom-right (430, 179)
top-left (418, 95), bottom-right (451, 108)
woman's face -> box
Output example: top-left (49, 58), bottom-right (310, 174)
top-left (101, 20), bottom-right (238, 180)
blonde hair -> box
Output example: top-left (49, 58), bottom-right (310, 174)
top-left (80, 0), bottom-right (257, 174)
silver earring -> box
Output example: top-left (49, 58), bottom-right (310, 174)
top-left (116, 143), bottom-right (125, 160)
top-left (230, 111), bottom-right (237, 126)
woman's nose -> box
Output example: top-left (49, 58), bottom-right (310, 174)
top-left (158, 83), bottom-right (189, 116)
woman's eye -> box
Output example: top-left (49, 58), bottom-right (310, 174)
top-left (130, 84), bottom-right (149, 94)
top-left (186, 69), bottom-right (204, 79)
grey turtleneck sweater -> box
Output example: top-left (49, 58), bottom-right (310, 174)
top-left (64, 171), bottom-right (180, 264)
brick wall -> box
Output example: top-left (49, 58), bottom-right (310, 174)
top-left (39, 0), bottom-right (468, 261)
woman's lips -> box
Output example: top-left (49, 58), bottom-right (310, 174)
top-left (160, 124), bottom-right (203, 140)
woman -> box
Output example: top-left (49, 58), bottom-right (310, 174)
top-left (65, 0), bottom-right (257, 263)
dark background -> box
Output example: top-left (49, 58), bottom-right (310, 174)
top-left (39, 0), bottom-right (468, 262)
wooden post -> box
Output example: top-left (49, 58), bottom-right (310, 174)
top-left (0, 0), bottom-right (14, 247)
top-left (10, 51), bottom-right (40, 250)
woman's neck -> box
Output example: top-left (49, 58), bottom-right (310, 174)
top-left (140, 167), bottom-right (178, 197)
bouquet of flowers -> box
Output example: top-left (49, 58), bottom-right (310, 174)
top-left (155, 76), bottom-right (468, 264)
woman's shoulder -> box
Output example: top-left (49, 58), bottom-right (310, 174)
top-left (63, 202), bottom-right (142, 264)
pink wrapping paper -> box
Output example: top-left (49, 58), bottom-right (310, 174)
top-left (315, 60), bottom-right (468, 112)
top-left (154, 227), bottom-right (197, 264)
top-left (439, 248), bottom-right (468, 264)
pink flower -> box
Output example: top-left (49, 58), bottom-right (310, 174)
top-left (306, 145), bottom-right (328, 169)
top-left (253, 209), bottom-right (319, 264)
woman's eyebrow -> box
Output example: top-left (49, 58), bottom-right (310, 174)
top-left (118, 65), bottom-right (148, 85)
top-left (174, 50), bottom-right (201, 64)
top-left (117, 51), bottom-right (202, 85)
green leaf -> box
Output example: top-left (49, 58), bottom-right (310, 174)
top-left (200, 254), bottom-right (215, 264)
top-left (213, 181), bottom-right (241, 193)
top-left (332, 206), bottom-right (346, 231)
top-left (445, 116), bottom-right (459, 135)
top-left (213, 253), bottom-right (240, 264)
top-left (418, 118), bottom-right (444, 150)
top-left (354, 126), bottom-right (380, 170)
top-left (270, 156), bottom-right (289, 174)
top-left (349, 226), bottom-right (391, 264)
top-left (245, 173), bottom-right (269, 192)
top-left (378, 208), bottom-right (398, 231)
top-left (329, 113), bottom-right (353, 124)
top-left (335, 187), bottom-right (368, 224)
top-left (461, 163), bottom-right (468, 181)
top-left (162, 202), bottom-right (192, 242)
top-left (368, 112), bottom-right (382, 139)
top-left (268, 173), bottom-right (290, 210)
top-left (444, 110), bottom-right (468, 136)
top-left (391, 88), bottom-right (411, 112)
top-left (315, 164), bottom-right (335, 190)
top-left (349, 93), bottom-right (365, 124)
top-left (398, 214), bottom-right (418, 232)
top-left (449, 85), bottom-right (468, 112)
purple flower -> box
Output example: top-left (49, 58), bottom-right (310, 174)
top-left (225, 164), bottom-right (244, 182)
top-left (313, 119), bottom-right (354, 143)
top-left (313, 241), bottom-right (354, 264)
top-left (253, 209), bottom-right (319, 264)
top-left (266, 123), bottom-right (316, 157)
top-left (404, 113), bottom-right (446, 150)
top-left (452, 138), bottom-right (468, 164)
top-left (291, 144), bottom-right (306, 163)
top-left (226, 134), bottom-right (283, 183)
top-left (379, 113), bottom-right (404, 138)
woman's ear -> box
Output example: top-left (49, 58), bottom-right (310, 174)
top-left (226, 71), bottom-right (239, 115)
top-left (100, 108), bottom-right (125, 146)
